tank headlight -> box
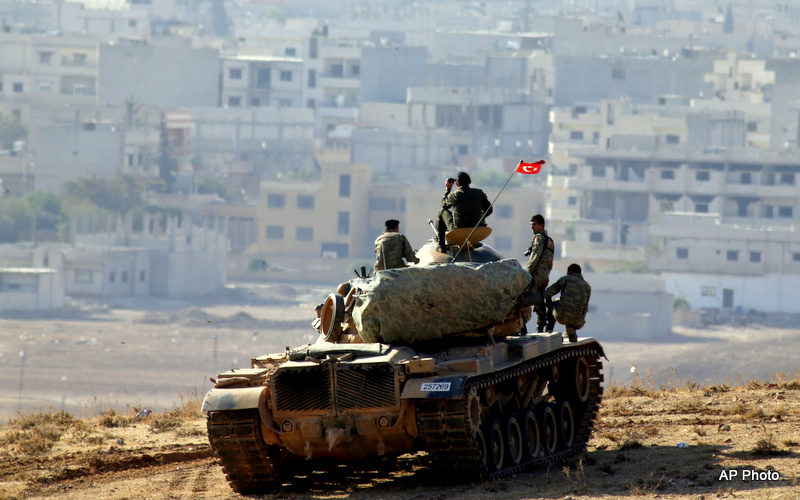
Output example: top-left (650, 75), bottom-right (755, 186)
top-left (377, 416), bottom-right (391, 428)
top-left (280, 420), bottom-right (295, 433)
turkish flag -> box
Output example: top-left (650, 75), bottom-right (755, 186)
top-left (515, 159), bottom-right (546, 174)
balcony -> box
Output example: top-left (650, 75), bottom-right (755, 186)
top-left (318, 75), bottom-right (360, 90)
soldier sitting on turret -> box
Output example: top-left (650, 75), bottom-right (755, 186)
top-left (436, 171), bottom-right (493, 252)
top-left (544, 263), bottom-right (592, 343)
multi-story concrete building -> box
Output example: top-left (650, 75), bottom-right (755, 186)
top-left (551, 148), bottom-right (800, 271)
top-left (220, 55), bottom-right (305, 109)
top-left (0, 33), bottom-right (99, 99)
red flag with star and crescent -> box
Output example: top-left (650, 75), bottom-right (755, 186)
top-left (515, 160), bottom-right (546, 174)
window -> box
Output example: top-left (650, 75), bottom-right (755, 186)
top-left (308, 69), bottom-right (316, 88)
top-left (612, 68), bottom-right (625, 79)
top-left (140, 271), bottom-right (146, 282)
top-left (280, 71), bottom-right (292, 82)
top-left (569, 131), bottom-right (584, 141)
top-left (793, 253), bottom-right (800, 262)
top-left (338, 211), bottom-right (349, 235)
top-left (726, 250), bottom-right (738, 261)
top-left (330, 64), bottom-right (343, 77)
top-left (495, 205), bottom-right (513, 218)
top-left (267, 194), bottom-right (285, 208)
top-left (109, 271), bottom-right (115, 283)
top-left (278, 99), bottom-right (292, 107)
top-left (765, 206), bottom-right (774, 218)
top-left (122, 271), bottom-right (128, 282)
top-left (12, 83), bottom-right (22, 93)
top-left (676, 248), bottom-right (688, 259)
top-left (351, 64), bottom-right (360, 77)
top-left (73, 53), bottom-right (87, 65)
top-left (750, 251), bottom-right (761, 263)
top-left (249, 97), bottom-right (260, 107)
top-left (39, 83), bottom-right (51, 93)
top-left (740, 172), bottom-right (752, 184)
top-left (296, 227), bottom-right (313, 241)
top-left (339, 174), bottom-right (351, 197)
top-left (568, 197), bottom-right (577, 206)
top-left (128, 19), bottom-right (137, 28)
top-left (661, 170), bottom-right (675, 180)
top-left (701, 286), bottom-right (716, 297)
top-left (747, 121), bottom-right (757, 132)
top-left (592, 131), bottom-right (599, 144)
top-left (666, 134), bottom-right (680, 144)
top-left (495, 236), bottom-right (512, 251)
top-left (695, 203), bottom-right (709, 213)
top-left (285, 47), bottom-right (296, 56)
top-left (227, 96), bottom-right (241, 107)
top-left (369, 197), bottom-right (396, 211)
top-left (592, 165), bottom-right (605, 177)
top-left (38, 51), bottom-right (53, 64)
top-left (458, 145), bottom-right (468, 155)
top-left (589, 232), bottom-right (603, 243)
top-left (696, 171), bottom-right (710, 181)
top-left (229, 68), bottom-right (242, 79)
top-left (297, 195), bottom-right (315, 209)
top-left (74, 270), bottom-right (93, 284)
top-left (778, 206), bottom-right (793, 218)
top-left (73, 84), bottom-right (89, 95)
top-left (256, 68), bottom-right (270, 88)
top-left (307, 99), bottom-right (315, 109)
top-left (780, 173), bottom-right (795, 185)
top-left (266, 226), bottom-right (284, 239)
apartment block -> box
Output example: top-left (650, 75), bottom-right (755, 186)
top-left (221, 55), bottom-right (305, 109)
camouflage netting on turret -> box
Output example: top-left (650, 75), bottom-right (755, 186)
top-left (352, 259), bottom-right (531, 344)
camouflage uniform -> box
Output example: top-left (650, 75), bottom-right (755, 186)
top-left (544, 273), bottom-right (591, 342)
top-left (526, 230), bottom-right (554, 332)
top-left (374, 231), bottom-right (417, 271)
top-left (441, 186), bottom-right (493, 229)
top-left (437, 186), bottom-right (493, 248)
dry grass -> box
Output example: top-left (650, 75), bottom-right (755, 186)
top-left (0, 410), bottom-right (80, 457)
top-left (149, 393), bottom-right (202, 434)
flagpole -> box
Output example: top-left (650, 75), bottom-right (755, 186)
top-left (449, 160), bottom-right (524, 263)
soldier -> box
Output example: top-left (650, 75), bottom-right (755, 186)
top-left (525, 214), bottom-right (555, 332)
top-left (544, 263), bottom-right (592, 342)
top-left (436, 171), bottom-right (493, 252)
top-left (374, 219), bottom-right (419, 271)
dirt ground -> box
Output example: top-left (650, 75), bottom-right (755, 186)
top-left (1, 282), bottom-right (799, 498)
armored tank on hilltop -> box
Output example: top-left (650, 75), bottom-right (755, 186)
top-left (202, 228), bottom-right (605, 493)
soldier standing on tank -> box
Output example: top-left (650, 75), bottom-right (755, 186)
top-left (525, 214), bottom-right (555, 332)
top-left (544, 263), bottom-right (591, 342)
top-left (374, 219), bottom-right (419, 271)
top-left (436, 171), bottom-right (493, 252)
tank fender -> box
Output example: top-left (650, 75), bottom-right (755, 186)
top-left (401, 375), bottom-right (468, 399)
top-left (202, 386), bottom-right (266, 412)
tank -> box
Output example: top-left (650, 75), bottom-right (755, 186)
top-left (202, 232), bottom-right (605, 493)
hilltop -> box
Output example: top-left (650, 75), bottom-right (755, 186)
top-left (1, 376), bottom-right (799, 499)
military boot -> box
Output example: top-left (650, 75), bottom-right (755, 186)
top-left (436, 231), bottom-right (448, 253)
top-left (565, 326), bottom-right (577, 343)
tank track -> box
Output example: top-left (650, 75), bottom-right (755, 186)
top-left (416, 344), bottom-right (604, 480)
top-left (206, 409), bottom-right (289, 494)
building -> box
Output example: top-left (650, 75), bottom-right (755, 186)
top-left (220, 54), bottom-right (305, 109)
top-left (0, 267), bottom-right (63, 310)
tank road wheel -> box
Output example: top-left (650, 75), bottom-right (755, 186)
top-left (522, 409), bottom-right (542, 459)
top-left (540, 404), bottom-right (558, 455)
top-left (321, 293), bottom-right (345, 342)
top-left (505, 414), bottom-right (524, 466)
top-left (474, 427), bottom-right (489, 469)
top-left (559, 401), bottom-right (576, 449)
top-left (487, 419), bottom-right (505, 471)
top-left (575, 357), bottom-right (591, 404)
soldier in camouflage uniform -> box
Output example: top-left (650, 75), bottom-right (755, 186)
top-left (436, 171), bottom-right (493, 252)
top-left (526, 214), bottom-right (555, 332)
top-left (374, 219), bottom-right (419, 271)
top-left (544, 263), bottom-right (591, 342)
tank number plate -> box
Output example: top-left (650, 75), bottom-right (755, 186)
top-left (421, 382), bottom-right (451, 392)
